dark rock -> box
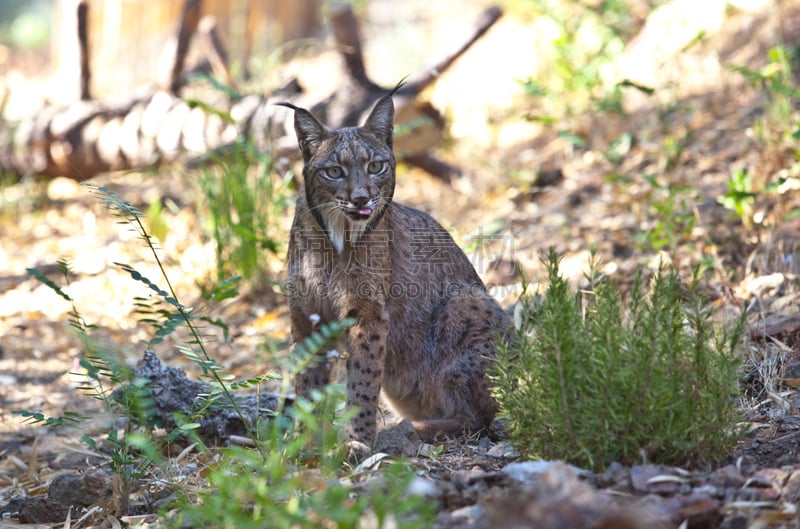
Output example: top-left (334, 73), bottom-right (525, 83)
top-left (48, 468), bottom-right (114, 508)
top-left (0, 496), bottom-right (25, 517)
top-left (117, 350), bottom-right (286, 444)
top-left (18, 496), bottom-right (70, 524)
top-left (637, 492), bottom-right (720, 529)
top-left (375, 419), bottom-right (422, 457)
top-left (47, 474), bottom-right (84, 506)
top-left (591, 461), bottom-right (628, 489)
top-left (534, 167), bottom-right (564, 187)
top-left (708, 465), bottom-right (746, 489)
top-left (718, 515), bottom-right (749, 529)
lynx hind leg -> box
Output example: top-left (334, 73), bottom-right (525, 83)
top-left (413, 298), bottom-right (508, 442)
top-left (411, 418), bottom-right (469, 443)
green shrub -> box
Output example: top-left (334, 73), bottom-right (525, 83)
top-left (196, 140), bottom-right (292, 290)
top-left (492, 249), bottom-right (745, 470)
top-left (729, 45), bottom-right (800, 146)
top-left (173, 394), bottom-right (435, 529)
top-left (633, 172), bottom-right (696, 252)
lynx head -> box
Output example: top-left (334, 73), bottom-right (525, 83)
top-left (279, 92), bottom-right (397, 253)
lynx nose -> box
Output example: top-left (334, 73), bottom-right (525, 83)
top-left (350, 189), bottom-right (370, 208)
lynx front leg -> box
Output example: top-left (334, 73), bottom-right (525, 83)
top-left (343, 304), bottom-right (388, 446)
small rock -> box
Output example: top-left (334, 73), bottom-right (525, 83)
top-left (782, 469), bottom-right (800, 503)
top-left (449, 504), bottom-right (486, 526)
top-left (48, 468), bottom-right (114, 508)
top-left (19, 497), bottom-right (70, 524)
top-left (47, 474), bottom-right (84, 506)
top-left (637, 492), bottom-right (720, 529)
top-left (630, 464), bottom-right (687, 495)
top-left (486, 440), bottom-right (518, 458)
top-left (591, 461), bottom-right (628, 489)
top-left (0, 496), bottom-right (25, 517)
top-left (735, 484), bottom-right (781, 502)
top-left (693, 484), bottom-right (721, 497)
top-left (374, 419), bottom-right (422, 457)
top-left (718, 515), bottom-right (749, 529)
top-left (406, 475), bottom-right (438, 497)
top-left (534, 167), bottom-right (564, 188)
top-left (502, 460), bottom-right (587, 484)
top-left (748, 468), bottom-right (790, 490)
top-left (709, 464), bottom-right (746, 488)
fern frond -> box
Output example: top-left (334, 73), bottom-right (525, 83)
top-left (82, 183), bottom-right (143, 221)
top-left (115, 263), bottom-right (180, 307)
top-left (26, 267), bottom-right (72, 302)
top-left (12, 410), bottom-right (83, 428)
top-left (285, 319), bottom-right (355, 378)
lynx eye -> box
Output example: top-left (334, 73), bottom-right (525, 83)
top-left (321, 166), bottom-right (344, 180)
top-left (367, 161), bottom-right (386, 174)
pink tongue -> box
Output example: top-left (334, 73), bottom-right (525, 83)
top-left (357, 208), bottom-right (372, 215)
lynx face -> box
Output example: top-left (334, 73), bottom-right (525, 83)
top-left (284, 97), bottom-right (397, 253)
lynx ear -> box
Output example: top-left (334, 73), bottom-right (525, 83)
top-left (277, 102), bottom-right (327, 160)
top-left (363, 91), bottom-right (396, 149)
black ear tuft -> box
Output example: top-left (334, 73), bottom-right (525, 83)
top-left (363, 82), bottom-right (404, 149)
top-left (276, 102), bottom-right (327, 160)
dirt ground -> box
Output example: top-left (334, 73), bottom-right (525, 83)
top-left (2, 1), bottom-right (800, 528)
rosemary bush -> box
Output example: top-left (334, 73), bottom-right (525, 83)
top-left (492, 249), bottom-right (745, 470)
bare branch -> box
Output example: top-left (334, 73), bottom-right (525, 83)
top-left (77, 1), bottom-right (91, 101)
top-left (402, 6), bottom-right (503, 97)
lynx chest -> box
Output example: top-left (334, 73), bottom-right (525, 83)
top-left (288, 228), bottom-right (393, 321)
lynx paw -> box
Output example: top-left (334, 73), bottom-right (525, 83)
top-left (344, 439), bottom-right (371, 462)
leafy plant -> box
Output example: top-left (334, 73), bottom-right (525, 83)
top-left (729, 45), bottom-right (800, 144)
top-left (718, 167), bottom-right (757, 228)
top-left (166, 317), bottom-right (438, 529)
top-left (23, 258), bottom-right (161, 515)
top-left (19, 185), bottom-right (254, 513)
top-left (173, 439), bottom-right (435, 529)
top-left (197, 139), bottom-right (291, 289)
top-left (635, 173), bottom-right (696, 251)
top-left (521, 0), bottom-right (637, 120)
top-left (727, 45), bottom-right (800, 229)
top-left (492, 249), bottom-right (745, 470)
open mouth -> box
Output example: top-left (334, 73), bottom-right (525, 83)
top-left (347, 207), bottom-right (373, 220)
